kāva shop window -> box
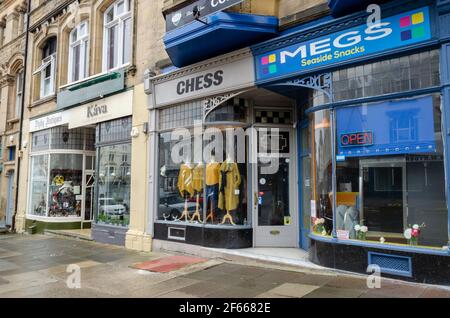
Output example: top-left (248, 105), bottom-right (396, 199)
top-left (28, 127), bottom-right (95, 218)
top-left (157, 99), bottom-right (250, 227)
top-left (95, 117), bottom-right (132, 228)
top-left (330, 94), bottom-right (448, 249)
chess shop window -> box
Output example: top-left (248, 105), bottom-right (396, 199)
top-left (28, 127), bottom-right (95, 218)
top-left (157, 100), bottom-right (250, 227)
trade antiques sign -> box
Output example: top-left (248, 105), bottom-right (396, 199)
top-left (255, 7), bottom-right (431, 81)
top-left (166, 0), bottom-right (244, 32)
top-left (68, 90), bottom-right (133, 129)
top-left (336, 96), bottom-right (436, 158)
top-left (154, 53), bottom-right (254, 107)
top-left (30, 112), bottom-right (69, 132)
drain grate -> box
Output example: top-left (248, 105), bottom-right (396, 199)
top-left (368, 252), bottom-right (412, 277)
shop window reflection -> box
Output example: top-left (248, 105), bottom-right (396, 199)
top-left (310, 110), bottom-right (333, 235)
top-left (333, 95), bottom-right (448, 248)
top-left (97, 144), bottom-right (131, 227)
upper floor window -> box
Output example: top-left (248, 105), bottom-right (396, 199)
top-left (103, 0), bottom-right (132, 71)
top-left (15, 70), bottom-right (23, 118)
top-left (69, 21), bottom-right (89, 83)
top-left (34, 37), bottom-right (57, 98)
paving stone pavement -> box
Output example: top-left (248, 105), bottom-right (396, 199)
top-left (0, 234), bottom-right (449, 298)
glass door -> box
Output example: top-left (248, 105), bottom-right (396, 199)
top-left (84, 172), bottom-right (95, 221)
top-left (253, 128), bottom-right (297, 247)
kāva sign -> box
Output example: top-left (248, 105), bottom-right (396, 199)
top-left (166, 0), bottom-right (244, 32)
top-left (341, 131), bottom-right (373, 147)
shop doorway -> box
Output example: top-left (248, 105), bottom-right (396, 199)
top-left (84, 172), bottom-right (95, 222)
top-left (6, 172), bottom-right (14, 227)
top-left (359, 158), bottom-right (407, 236)
top-left (253, 128), bottom-right (298, 247)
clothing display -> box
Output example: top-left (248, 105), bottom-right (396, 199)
top-left (193, 163), bottom-right (204, 193)
top-left (336, 205), bottom-right (360, 239)
top-left (177, 163), bottom-right (194, 198)
top-left (206, 162), bottom-right (221, 186)
top-left (191, 163), bottom-right (204, 223)
top-left (218, 161), bottom-right (241, 212)
top-left (205, 184), bottom-right (219, 223)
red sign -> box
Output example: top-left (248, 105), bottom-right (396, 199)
top-left (340, 131), bottom-right (373, 147)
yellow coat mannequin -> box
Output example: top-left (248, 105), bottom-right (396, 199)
top-left (218, 161), bottom-right (241, 212)
top-left (177, 163), bottom-right (194, 198)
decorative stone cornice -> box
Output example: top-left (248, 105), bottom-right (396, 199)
top-left (0, 74), bottom-right (15, 87)
top-left (150, 47), bottom-right (252, 86)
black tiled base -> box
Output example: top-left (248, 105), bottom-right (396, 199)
top-left (154, 222), bottom-right (252, 249)
top-left (309, 237), bottom-right (450, 286)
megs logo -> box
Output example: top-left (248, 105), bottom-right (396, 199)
top-left (279, 23), bottom-right (392, 64)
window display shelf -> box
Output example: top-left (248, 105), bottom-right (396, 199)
top-left (310, 233), bottom-right (450, 256)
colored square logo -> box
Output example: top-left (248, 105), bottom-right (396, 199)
top-left (262, 67), bottom-right (269, 75)
top-left (401, 30), bottom-right (412, 41)
top-left (269, 54), bottom-right (276, 64)
top-left (269, 64), bottom-right (277, 74)
top-left (400, 16), bottom-right (411, 27)
top-left (261, 56), bottom-right (269, 65)
top-left (412, 12), bottom-right (424, 25)
top-left (413, 26), bottom-right (425, 38)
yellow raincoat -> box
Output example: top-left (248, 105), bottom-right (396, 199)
top-left (218, 162), bottom-right (241, 211)
top-left (193, 163), bottom-right (204, 193)
top-left (177, 164), bottom-right (194, 198)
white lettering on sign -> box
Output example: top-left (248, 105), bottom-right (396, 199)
top-left (211, 0), bottom-right (233, 8)
top-left (279, 24), bottom-right (392, 64)
top-left (30, 112), bottom-right (69, 132)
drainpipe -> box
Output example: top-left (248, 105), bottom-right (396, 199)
top-left (12, 0), bottom-right (31, 232)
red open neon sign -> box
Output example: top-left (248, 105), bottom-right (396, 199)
top-left (340, 131), bottom-right (373, 147)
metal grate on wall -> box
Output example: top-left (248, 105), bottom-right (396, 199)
top-left (368, 252), bottom-right (413, 278)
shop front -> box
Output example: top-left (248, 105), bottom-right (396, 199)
top-left (26, 90), bottom-right (133, 246)
top-left (252, 0), bottom-right (450, 284)
top-left (147, 48), bottom-right (300, 249)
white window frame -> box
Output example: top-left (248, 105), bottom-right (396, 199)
top-left (15, 71), bottom-right (23, 118)
top-left (68, 21), bottom-right (89, 83)
top-left (33, 39), bottom-right (57, 99)
top-left (102, 0), bottom-right (132, 72)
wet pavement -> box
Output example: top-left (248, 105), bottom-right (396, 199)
top-left (0, 234), bottom-right (449, 298)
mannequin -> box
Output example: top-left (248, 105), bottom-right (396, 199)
top-left (205, 155), bottom-right (221, 223)
top-left (191, 162), bottom-right (204, 223)
top-left (219, 154), bottom-right (241, 225)
top-left (177, 158), bottom-right (194, 222)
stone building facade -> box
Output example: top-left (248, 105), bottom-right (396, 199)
top-left (0, 0), bottom-right (28, 229)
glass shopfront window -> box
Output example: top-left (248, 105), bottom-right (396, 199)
top-left (310, 110), bottom-right (333, 236)
top-left (157, 99), bottom-right (250, 227)
top-left (333, 94), bottom-right (448, 248)
top-left (97, 144), bottom-right (131, 227)
top-left (48, 154), bottom-right (83, 217)
top-left (28, 127), bottom-right (95, 218)
top-left (95, 117), bottom-right (132, 228)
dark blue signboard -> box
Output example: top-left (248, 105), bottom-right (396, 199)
top-left (255, 7), bottom-right (431, 82)
top-left (336, 96), bottom-right (436, 157)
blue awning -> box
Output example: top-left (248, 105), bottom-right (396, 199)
top-left (164, 12), bottom-right (278, 68)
